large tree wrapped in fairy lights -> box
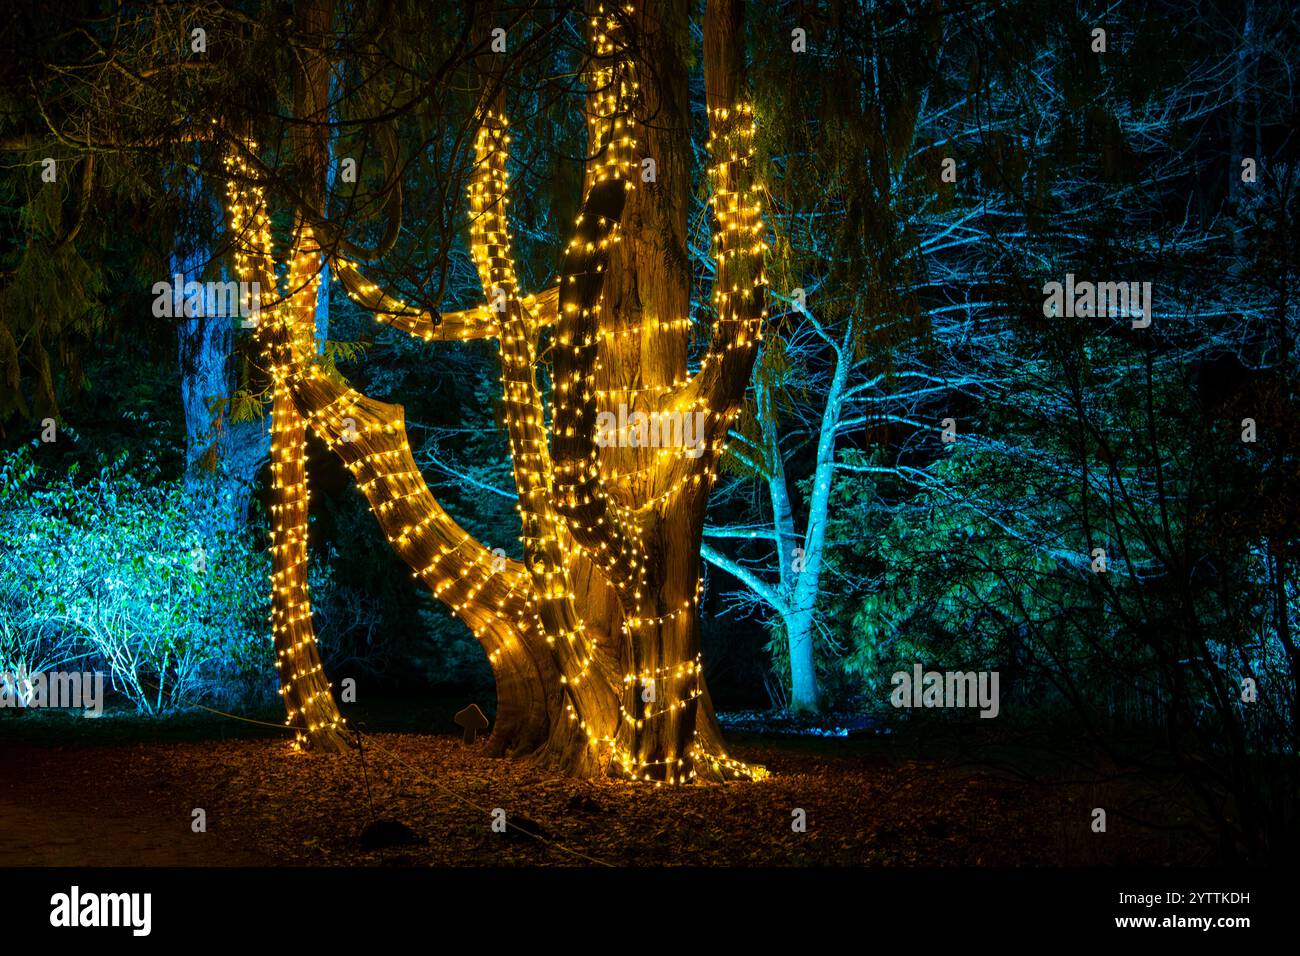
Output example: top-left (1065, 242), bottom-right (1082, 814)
top-left (224, 0), bottom-right (768, 782)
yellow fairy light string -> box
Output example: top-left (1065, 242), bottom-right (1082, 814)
top-left (223, 147), bottom-right (347, 751)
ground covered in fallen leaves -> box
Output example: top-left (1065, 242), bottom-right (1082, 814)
top-left (1, 711), bottom-right (1213, 866)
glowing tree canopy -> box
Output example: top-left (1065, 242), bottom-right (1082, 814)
top-left (224, 0), bottom-right (768, 782)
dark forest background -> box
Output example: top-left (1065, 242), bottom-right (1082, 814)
top-left (0, 0), bottom-right (1296, 859)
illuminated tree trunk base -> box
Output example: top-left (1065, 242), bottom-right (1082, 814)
top-left (285, 367), bottom-right (752, 779)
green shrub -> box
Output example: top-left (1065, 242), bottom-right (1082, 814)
top-left (0, 446), bottom-right (278, 712)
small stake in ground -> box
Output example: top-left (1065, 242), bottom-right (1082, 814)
top-left (454, 704), bottom-right (490, 744)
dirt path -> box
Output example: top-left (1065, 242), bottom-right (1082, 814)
top-left (0, 734), bottom-right (1204, 866)
top-left (0, 799), bottom-right (265, 866)
top-left (1, 742), bottom-right (269, 866)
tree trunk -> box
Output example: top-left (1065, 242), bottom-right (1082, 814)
top-left (268, 356), bottom-right (349, 751)
top-left (237, 0), bottom-right (350, 752)
top-left (758, 369), bottom-right (822, 713)
top-left (230, 0), bottom-right (767, 779)
top-left (175, 173), bottom-right (268, 534)
top-left (593, 0), bottom-right (705, 780)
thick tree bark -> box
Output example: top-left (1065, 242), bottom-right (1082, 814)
top-left (175, 171), bottom-right (268, 534)
top-left (599, 0), bottom-right (717, 780)
top-left (178, 312), bottom-right (268, 532)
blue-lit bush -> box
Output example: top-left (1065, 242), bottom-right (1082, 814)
top-left (0, 447), bottom-right (280, 713)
